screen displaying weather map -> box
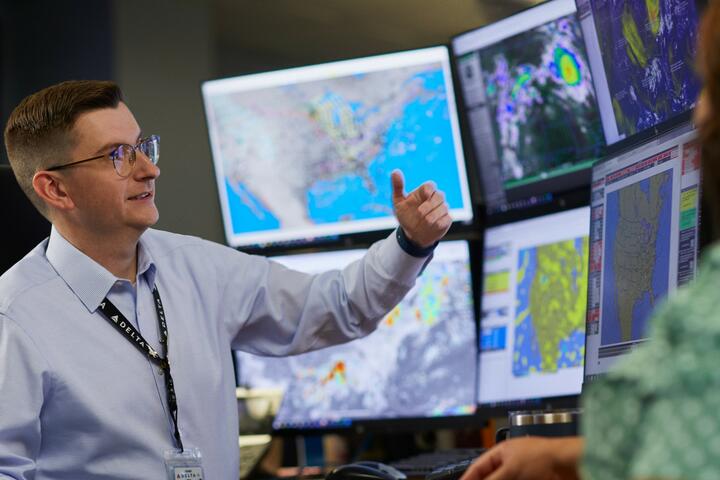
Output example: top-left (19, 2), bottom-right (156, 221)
top-left (202, 47), bottom-right (473, 247)
top-left (585, 123), bottom-right (700, 380)
top-left (452, 0), bottom-right (604, 214)
top-left (233, 241), bottom-right (477, 430)
top-left (577, 0), bottom-right (703, 145)
top-left (478, 207), bottom-right (590, 405)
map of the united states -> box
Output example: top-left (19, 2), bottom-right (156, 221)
top-left (601, 170), bottom-right (672, 345)
top-left (205, 63), bottom-right (466, 240)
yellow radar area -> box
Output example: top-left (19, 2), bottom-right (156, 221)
top-left (555, 48), bottom-right (582, 86)
top-left (484, 270), bottom-right (510, 295)
top-left (529, 238), bottom-right (588, 372)
top-left (513, 236), bottom-right (589, 377)
top-left (384, 306), bottom-right (401, 327)
top-left (310, 94), bottom-right (360, 141)
top-left (516, 248), bottom-right (529, 284)
top-left (622, 4), bottom-right (648, 67)
top-left (647, 0), bottom-right (661, 37)
top-left (391, 274), bottom-right (450, 326)
top-left (418, 278), bottom-right (446, 325)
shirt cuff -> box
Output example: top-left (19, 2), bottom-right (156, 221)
top-left (395, 227), bottom-right (438, 258)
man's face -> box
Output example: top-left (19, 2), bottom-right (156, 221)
top-left (60, 102), bottom-right (160, 237)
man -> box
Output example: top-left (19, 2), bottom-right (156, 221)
top-left (0, 80), bottom-right (452, 479)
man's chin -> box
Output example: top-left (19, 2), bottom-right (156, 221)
top-left (132, 212), bottom-right (160, 232)
top-left (144, 215), bottom-right (160, 230)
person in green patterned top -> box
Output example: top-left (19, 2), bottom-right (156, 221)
top-left (460, 2), bottom-right (720, 479)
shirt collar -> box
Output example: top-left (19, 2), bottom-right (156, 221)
top-left (137, 239), bottom-right (157, 289)
top-left (45, 226), bottom-right (157, 312)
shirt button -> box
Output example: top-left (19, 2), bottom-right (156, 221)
top-left (158, 369), bottom-right (164, 376)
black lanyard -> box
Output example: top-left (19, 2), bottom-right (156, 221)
top-left (97, 287), bottom-right (184, 452)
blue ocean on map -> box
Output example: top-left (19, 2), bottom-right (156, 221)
top-left (601, 171), bottom-right (672, 346)
top-left (558, 330), bottom-right (586, 369)
top-left (306, 70), bottom-right (464, 224)
top-left (225, 179), bottom-right (279, 234)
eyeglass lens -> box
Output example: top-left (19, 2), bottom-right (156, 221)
top-left (111, 136), bottom-right (160, 176)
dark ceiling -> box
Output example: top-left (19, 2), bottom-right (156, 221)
top-left (212, 0), bottom-right (542, 76)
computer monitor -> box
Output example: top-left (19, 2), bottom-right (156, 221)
top-left (201, 47), bottom-right (473, 248)
top-left (584, 123), bottom-right (700, 381)
top-left (576, 0), bottom-right (704, 146)
top-left (477, 207), bottom-right (590, 409)
top-left (451, 0), bottom-right (605, 215)
top-left (233, 240), bottom-right (477, 431)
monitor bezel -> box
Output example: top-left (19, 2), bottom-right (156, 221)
top-left (449, 0), bottom-right (604, 219)
top-left (233, 239), bottom-right (483, 436)
top-left (200, 45), bottom-right (476, 252)
top-left (581, 120), bottom-right (699, 387)
top-left (450, 0), bottom-right (577, 54)
top-left (473, 205), bottom-right (591, 417)
top-left (577, 0), bottom-right (707, 149)
top-left (603, 111), bottom-right (696, 158)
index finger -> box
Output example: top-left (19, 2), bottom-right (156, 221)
top-left (413, 181), bottom-right (437, 202)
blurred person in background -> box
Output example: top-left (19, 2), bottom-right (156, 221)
top-left (460, 2), bottom-right (720, 479)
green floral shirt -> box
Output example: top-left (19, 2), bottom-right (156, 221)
top-left (582, 245), bottom-right (720, 480)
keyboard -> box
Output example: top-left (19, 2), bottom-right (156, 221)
top-left (425, 458), bottom-right (476, 480)
top-left (239, 434), bottom-right (272, 480)
top-left (390, 448), bottom-right (485, 478)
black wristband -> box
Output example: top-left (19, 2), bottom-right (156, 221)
top-left (396, 227), bottom-right (438, 258)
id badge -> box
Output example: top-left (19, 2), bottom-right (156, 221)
top-left (164, 447), bottom-right (205, 480)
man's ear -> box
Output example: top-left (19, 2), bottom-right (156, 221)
top-left (32, 171), bottom-right (75, 212)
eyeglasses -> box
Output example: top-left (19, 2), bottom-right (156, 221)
top-left (46, 135), bottom-right (160, 177)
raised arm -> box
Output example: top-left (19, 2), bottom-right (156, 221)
top-left (225, 170), bottom-right (452, 356)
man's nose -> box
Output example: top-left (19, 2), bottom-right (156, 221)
top-left (134, 150), bottom-right (161, 179)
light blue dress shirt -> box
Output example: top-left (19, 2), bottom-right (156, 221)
top-left (0, 227), bottom-right (428, 479)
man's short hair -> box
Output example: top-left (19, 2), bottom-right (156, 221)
top-left (4, 80), bottom-right (123, 217)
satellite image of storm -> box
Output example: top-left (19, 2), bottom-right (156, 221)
top-left (590, 0), bottom-right (702, 136)
top-left (205, 63), bottom-right (466, 240)
top-left (480, 15), bottom-right (604, 187)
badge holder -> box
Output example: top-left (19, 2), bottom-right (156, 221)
top-left (164, 447), bottom-right (205, 480)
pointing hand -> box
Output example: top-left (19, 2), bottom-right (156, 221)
top-left (391, 169), bottom-right (452, 248)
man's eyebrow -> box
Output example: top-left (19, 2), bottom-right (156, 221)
top-left (92, 141), bottom-right (122, 156)
top-left (91, 132), bottom-right (142, 155)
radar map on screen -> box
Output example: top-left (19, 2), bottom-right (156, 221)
top-left (601, 169), bottom-right (673, 345)
top-left (479, 14), bottom-right (604, 188)
top-left (236, 254), bottom-right (476, 427)
top-left (590, 0), bottom-right (702, 137)
top-left (513, 237), bottom-right (589, 377)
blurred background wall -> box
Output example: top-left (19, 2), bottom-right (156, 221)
top-left (0, 0), bottom-right (539, 244)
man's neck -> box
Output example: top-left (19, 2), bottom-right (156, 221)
top-left (54, 224), bottom-right (142, 282)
